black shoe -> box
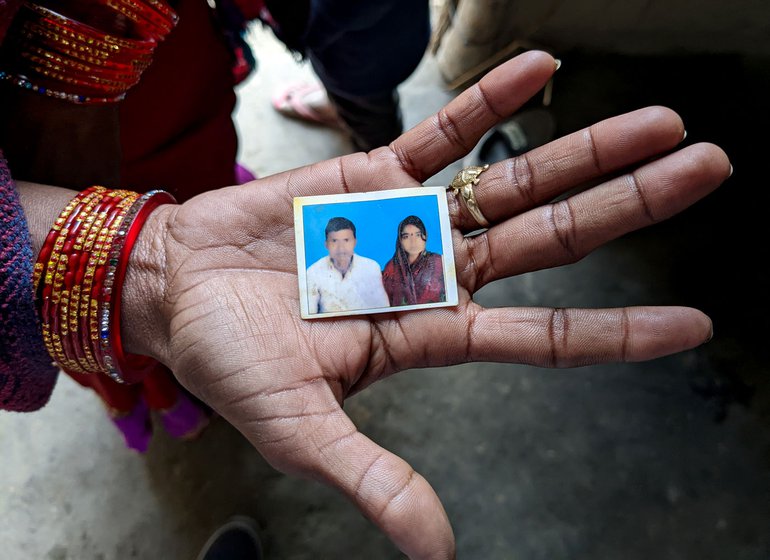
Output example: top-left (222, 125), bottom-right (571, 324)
top-left (196, 516), bottom-right (263, 560)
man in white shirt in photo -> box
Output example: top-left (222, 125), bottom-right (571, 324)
top-left (307, 217), bottom-right (389, 314)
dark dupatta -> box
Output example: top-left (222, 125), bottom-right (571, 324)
top-left (382, 216), bottom-right (445, 306)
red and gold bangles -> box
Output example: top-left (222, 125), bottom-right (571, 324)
top-left (34, 186), bottom-right (177, 384)
top-left (0, 1), bottom-right (176, 104)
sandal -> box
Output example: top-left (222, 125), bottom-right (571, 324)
top-left (271, 82), bottom-right (343, 128)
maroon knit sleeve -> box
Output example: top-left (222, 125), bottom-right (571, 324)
top-left (0, 151), bottom-right (59, 412)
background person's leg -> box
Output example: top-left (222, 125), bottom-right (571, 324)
top-left (303, 0), bottom-right (431, 151)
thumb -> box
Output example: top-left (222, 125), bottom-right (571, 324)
top-left (265, 403), bottom-right (456, 559)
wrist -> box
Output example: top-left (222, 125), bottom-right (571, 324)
top-left (16, 181), bottom-right (80, 257)
top-left (121, 202), bottom-right (177, 365)
top-left (24, 184), bottom-right (177, 382)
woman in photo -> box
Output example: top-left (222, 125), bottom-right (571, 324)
top-left (382, 215), bottom-right (446, 306)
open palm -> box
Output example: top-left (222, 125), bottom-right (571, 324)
top-left (125, 51), bottom-right (730, 559)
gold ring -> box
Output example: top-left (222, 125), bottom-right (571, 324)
top-left (447, 164), bottom-right (490, 228)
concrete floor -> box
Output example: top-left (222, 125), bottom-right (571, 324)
top-left (2, 20), bottom-right (770, 560)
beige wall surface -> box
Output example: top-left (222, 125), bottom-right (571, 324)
top-left (435, 0), bottom-right (770, 85)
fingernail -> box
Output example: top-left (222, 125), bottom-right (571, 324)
top-left (682, 129), bottom-right (687, 141)
top-left (704, 323), bottom-right (714, 344)
top-left (729, 164), bottom-right (734, 177)
top-left (554, 58), bottom-right (562, 71)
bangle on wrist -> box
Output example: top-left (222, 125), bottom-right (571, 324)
top-left (35, 186), bottom-right (176, 384)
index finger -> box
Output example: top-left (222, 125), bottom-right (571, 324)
top-left (390, 50), bottom-right (558, 181)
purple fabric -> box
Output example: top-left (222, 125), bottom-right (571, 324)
top-left (234, 162), bottom-right (257, 184)
top-left (160, 392), bottom-right (210, 439)
top-left (111, 397), bottom-right (153, 453)
top-left (0, 151), bottom-right (59, 412)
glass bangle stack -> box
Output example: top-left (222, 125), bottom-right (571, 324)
top-left (0, 0), bottom-right (177, 104)
top-left (34, 186), bottom-right (176, 384)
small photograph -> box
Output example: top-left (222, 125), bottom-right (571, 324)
top-left (294, 187), bottom-right (458, 319)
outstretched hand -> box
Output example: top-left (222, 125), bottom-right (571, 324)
top-left (124, 51), bottom-right (730, 559)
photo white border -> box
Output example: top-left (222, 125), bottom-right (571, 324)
top-left (294, 186), bottom-right (458, 319)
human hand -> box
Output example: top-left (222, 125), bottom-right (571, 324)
top-left (123, 51), bottom-right (730, 559)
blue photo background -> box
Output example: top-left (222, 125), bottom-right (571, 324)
top-left (303, 195), bottom-right (444, 270)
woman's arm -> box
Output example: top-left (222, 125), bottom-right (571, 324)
top-left (14, 180), bottom-right (169, 360)
top-left (0, 166), bottom-right (61, 411)
top-left (15, 181), bottom-right (78, 256)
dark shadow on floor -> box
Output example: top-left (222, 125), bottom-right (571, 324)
top-left (546, 50), bottom-right (770, 424)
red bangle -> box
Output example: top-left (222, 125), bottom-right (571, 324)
top-left (20, 3), bottom-right (160, 50)
top-left (37, 187), bottom-right (105, 368)
top-left (68, 192), bottom-right (133, 371)
top-left (0, 2), bottom-right (170, 104)
top-left (100, 0), bottom-right (178, 41)
top-left (20, 49), bottom-right (141, 83)
top-left (33, 185), bottom-right (101, 290)
top-left (101, 190), bottom-right (176, 383)
top-left (87, 193), bottom-right (139, 370)
top-left (34, 187), bottom-right (176, 384)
